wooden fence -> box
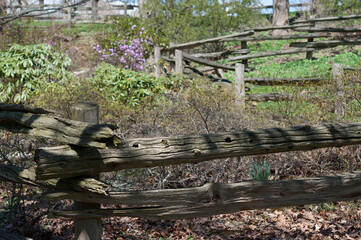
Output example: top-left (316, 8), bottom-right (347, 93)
top-left (1, 0), bottom-right (136, 27)
top-left (157, 13), bottom-right (361, 71)
top-left (1, 2), bottom-right (312, 24)
top-left (154, 14), bottom-right (361, 104)
top-left (1, 101), bottom-right (361, 239)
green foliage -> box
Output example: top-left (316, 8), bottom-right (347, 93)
top-left (246, 51), bottom-right (361, 78)
top-left (0, 44), bottom-right (72, 103)
top-left (249, 159), bottom-right (272, 181)
top-left (142, 0), bottom-right (261, 44)
top-left (90, 63), bottom-right (168, 106)
top-left (248, 40), bottom-right (291, 52)
top-left (102, 16), bottom-right (154, 50)
top-left (318, 0), bottom-right (361, 15)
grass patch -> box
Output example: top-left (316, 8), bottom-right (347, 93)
top-left (245, 51), bottom-right (361, 78)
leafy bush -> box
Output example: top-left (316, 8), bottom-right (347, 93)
top-left (142, 0), bottom-right (261, 44)
top-left (90, 63), bottom-right (168, 106)
top-left (96, 17), bottom-right (153, 71)
top-left (318, 0), bottom-right (361, 15)
top-left (0, 44), bottom-right (72, 103)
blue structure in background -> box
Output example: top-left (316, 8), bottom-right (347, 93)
top-left (259, 0), bottom-right (310, 14)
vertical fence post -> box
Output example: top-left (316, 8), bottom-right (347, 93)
top-left (67, 4), bottom-right (72, 30)
top-left (241, 41), bottom-right (248, 68)
top-left (123, 1), bottom-right (127, 17)
top-left (235, 63), bottom-right (245, 107)
top-left (92, 0), bottom-right (98, 21)
top-left (175, 49), bottom-right (183, 74)
top-left (154, 46), bottom-right (162, 78)
top-left (71, 102), bottom-right (102, 240)
top-left (306, 20), bottom-right (315, 60)
top-left (332, 63), bottom-right (345, 119)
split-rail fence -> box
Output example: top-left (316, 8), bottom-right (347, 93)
top-left (1, 102), bottom-right (361, 239)
top-left (155, 14), bottom-right (361, 106)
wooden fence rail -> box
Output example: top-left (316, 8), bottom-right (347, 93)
top-left (47, 171), bottom-right (361, 220)
top-left (156, 14), bottom-right (361, 81)
top-left (292, 14), bottom-right (361, 24)
top-left (1, 102), bottom-right (361, 239)
top-left (33, 121), bottom-right (361, 180)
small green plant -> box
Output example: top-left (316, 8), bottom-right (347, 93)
top-left (90, 63), bottom-right (168, 106)
top-left (0, 43), bottom-right (72, 103)
top-left (249, 159), bottom-right (272, 181)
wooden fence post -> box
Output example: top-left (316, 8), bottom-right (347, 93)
top-left (71, 102), bottom-right (102, 240)
top-left (306, 20), bottom-right (315, 60)
top-left (123, 1), bottom-right (127, 17)
top-left (175, 49), bottom-right (183, 74)
top-left (67, 4), bottom-right (72, 30)
top-left (332, 63), bottom-right (345, 119)
top-left (235, 63), bottom-right (245, 107)
top-left (92, 0), bottom-right (98, 21)
top-left (154, 46), bottom-right (162, 78)
top-left (241, 41), bottom-right (248, 68)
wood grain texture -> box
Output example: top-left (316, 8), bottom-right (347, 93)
top-left (295, 27), bottom-right (361, 33)
top-left (245, 77), bottom-right (324, 85)
top-left (182, 53), bottom-right (236, 71)
top-left (0, 164), bottom-right (108, 194)
top-left (290, 39), bottom-right (361, 48)
top-left (163, 31), bottom-right (254, 51)
top-left (48, 171), bottom-right (361, 220)
top-left (0, 228), bottom-right (33, 240)
top-left (246, 93), bottom-right (290, 102)
top-left (0, 111), bottom-right (120, 148)
top-left (292, 14), bottom-right (361, 24)
top-left (0, 103), bottom-right (53, 114)
top-left (246, 24), bottom-right (313, 32)
top-left (191, 49), bottom-right (250, 59)
top-left (35, 122), bottom-right (361, 179)
top-left (221, 33), bottom-right (330, 42)
top-left (228, 48), bottom-right (318, 61)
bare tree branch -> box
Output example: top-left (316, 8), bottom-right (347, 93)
top-left (0, 0), bottom-right (90, 25)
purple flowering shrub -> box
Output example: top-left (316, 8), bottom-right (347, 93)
top-left (95, 23), bottom-right (153, 72)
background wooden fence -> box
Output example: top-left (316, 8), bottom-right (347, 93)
top-left (1, 0), bottom-right (137, 27)
top-left (154, 14), bottom-right (361, 105)
top-left (1, 102), bottom-right (361, 239)
top-left (1, 2), bottom-right (313, 24)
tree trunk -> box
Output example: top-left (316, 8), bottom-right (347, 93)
top-left (271, 0), bottom-right (289, 35)
top-left (311, 0), bottom-right (318, 17)
top-left (138, 0), bottom-right (145, 11)
top-left (0, 0), bottom-right (6, 32)
top-left (0, 0), bottom-right (5, 14)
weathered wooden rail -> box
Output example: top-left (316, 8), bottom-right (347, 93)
top-left (2, 1), bottom-right (135, 27)
top-left (1, 102), bottom-right (361, 239)
top-left (156, 14), bottom-right (361, 83)
top-left (154, 14), bottom-right (360, 107)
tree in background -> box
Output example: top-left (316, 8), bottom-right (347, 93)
top-left (317, 0), bottom-right (361, 15)
top-left (271, 0), bottom-right (289, 35)
top-left (141, 0), bottom-right (261, 45)
top-left (0, 0), bottom-right (5, 14)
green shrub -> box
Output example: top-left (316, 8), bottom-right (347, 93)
top-left (142, 0), bottom-right (261, 45)
top-left (318, 0), bottom-right (361, 15)
top-left (0, 44), bottom-right (72, 103)
top-left (90, 63), bottom-right (169, 106)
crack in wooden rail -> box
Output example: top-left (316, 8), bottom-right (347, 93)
top-left (34, 122), bottom-right (361, 180)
